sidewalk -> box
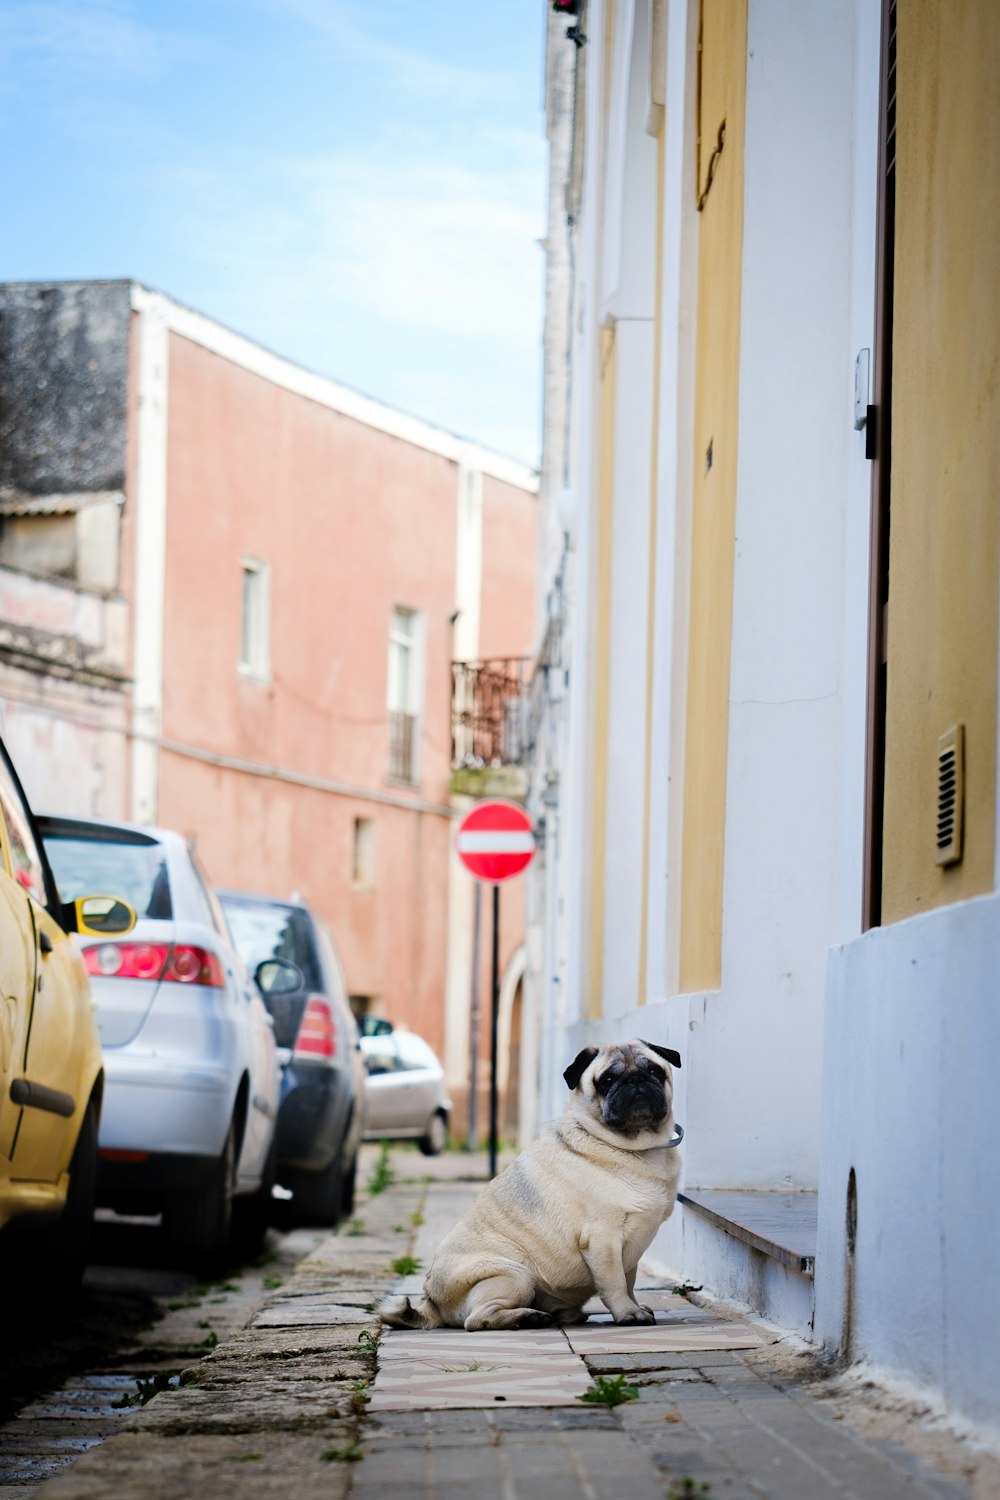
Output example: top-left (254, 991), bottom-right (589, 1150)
top-left (27, 1149), bottom-right (996, 1500)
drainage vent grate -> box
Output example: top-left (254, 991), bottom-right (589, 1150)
top-left (935, 725), bottom-right (964, 867)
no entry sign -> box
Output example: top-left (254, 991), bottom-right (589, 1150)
top-left (455, 801), bottom-right (536, 883)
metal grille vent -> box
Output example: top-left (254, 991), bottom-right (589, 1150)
top-left (935, 725), bottom-right (964, 866)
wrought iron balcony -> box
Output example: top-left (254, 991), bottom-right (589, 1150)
top-left (451, 658), bottom-right (531, 772)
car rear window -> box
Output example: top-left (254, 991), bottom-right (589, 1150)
top-left (395, 1033), bottom-right (440, 1071)
top-left (221, 900), bottom-right (321, 992)
top-left (44, 833), bottom-right (172, 919)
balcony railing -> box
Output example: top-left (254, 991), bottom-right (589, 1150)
top-left (389, 709), bottom-right (417, 783)
top-left (451, 658), bottom-right (531, 769)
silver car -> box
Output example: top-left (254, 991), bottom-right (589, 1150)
top-left (361, 1029), bottom-right (451, 1155)
top-left (40, 815), bottom-right (280, 1265)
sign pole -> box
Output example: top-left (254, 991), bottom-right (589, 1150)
top-left (454, 801), bottom-right (535, 1182)
top-left (466, 882), bottom-right (482, 1152)
top-left (489, 881), bottom-right (500, 1179)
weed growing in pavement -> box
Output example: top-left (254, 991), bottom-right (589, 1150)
top-left (410, 1209), bottom-right (424, 1227)
top-left (367, 1142), bottom-right (395, 1196)
top-left (666, 1480), bottom-right (711, 1499)
top-left (391, 1255), bottom-right (422, 1276)
top-left (165, 1299), bottom-right (201, 1311)
top-left (345, 1217), bottom-right (366, 1236)
top-left (577, 1374), bottom-right (640, 1407)
top-left (671, 1282), bottom-right (704, 1298)
top-left (228, 1454), bottom-right (262, 1463)
top-left (112, 1372), bottom-right (181, 1409)
top-left (197, 1319), bottom-right (213, 1329)
top-left (357, 1329), bottom-right (378, 1350)
top-left (197, 1329), bottom-right (219, 1350)
top-left (262, 1274), bottom-right (283, 1289)
top-left (217, 1281), bottom-right (240, 1292)
top-left (347, 1380), bottom-right (371, 1417)
top-left (392, 1224), bottom-right (406, 1233)
top-left (439, 1362), bottom-right (496, 1374)
top-left (320, 1445), bottom-right (364, 1463)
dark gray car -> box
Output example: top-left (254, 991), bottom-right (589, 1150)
top-left (218, 891), bottom-right (365, 1226)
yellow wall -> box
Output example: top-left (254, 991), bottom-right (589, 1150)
top-left (587, 326), bottom-right (617, 1019)
top-left (678, 0), bottom-right (748, 991)
top-left (881, 0), bottom-right (999, 922)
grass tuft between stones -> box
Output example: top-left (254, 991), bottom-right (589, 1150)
top-left (577, 1374), bottom-right (640, 1407)
top-left (320, 1444), bottom-right (364, 1463)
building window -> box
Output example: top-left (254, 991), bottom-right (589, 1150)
top-left (352, 816), bottom-right (376, 888)
top-left (240, 557), bottom-right (270, 680)
top-left (387, 605), bottom-right (423, 783)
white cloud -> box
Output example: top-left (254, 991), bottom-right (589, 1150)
top-left (161, 126), bottom-right (545, 458)
top-left (0, 0), bottom-right (545, 460)
top-left (0, 1), bottom-right (167, 81)
top-left (262, 0), bottom-right (518, 110)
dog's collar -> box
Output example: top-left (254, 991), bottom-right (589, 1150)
top-left (666, 1123), bottom-right (684, 1150)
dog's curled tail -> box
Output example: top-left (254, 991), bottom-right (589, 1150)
top-left (377, 1293), bottom-right (444, 1330)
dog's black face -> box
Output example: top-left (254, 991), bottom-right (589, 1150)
top-left (564, 1039), bottom-right (680, 1140)
top-left (595, 1047), bottom-right (669, 1136)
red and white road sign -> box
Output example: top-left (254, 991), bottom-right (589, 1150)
top-left (455, 801), bottom-right (536, 884)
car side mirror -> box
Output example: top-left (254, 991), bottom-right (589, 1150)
top-left (66, 895), bottom-right (137, 937)
top-left (254, 958), bottom-right (303, 996)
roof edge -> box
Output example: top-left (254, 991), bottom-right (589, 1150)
top-left (128, 283), bottom-right (539, 491)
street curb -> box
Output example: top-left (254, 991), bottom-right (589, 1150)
top-left (28, 1174), bottom-right (429, 1498)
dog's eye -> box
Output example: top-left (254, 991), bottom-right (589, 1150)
top-left (595, 1070), bottom-right (617, 1096)
top-left (638, 1056), bottom-right (667, 1083)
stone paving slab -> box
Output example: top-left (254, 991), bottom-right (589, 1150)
top-left (26, 1432), bottom-right (359, 1500)
top-left (372, 1328), bottom-right (589, 1410)
top-left (563, 1314), bottom-right (771, 1355)
top-left (352, 1413), bottom-right (668, 1500)
top-left (377, 1328), bottom-right (570, 1361)
top-left (251, 1298), bottom-right (376, 1328)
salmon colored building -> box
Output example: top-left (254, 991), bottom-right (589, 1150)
top-left (0, 281), bottom-right (538, 1131)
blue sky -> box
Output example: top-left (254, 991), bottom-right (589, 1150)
top-left (0, 0), bottom-right (546, 463)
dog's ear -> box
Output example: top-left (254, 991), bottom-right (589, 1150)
top-left (563, 1046), bottom-right (599, 1090)
top-left (640, 1039), bottom-right (681, 1069)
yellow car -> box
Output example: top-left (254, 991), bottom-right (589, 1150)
top-left (0, 735), bottom-right (135, 1292)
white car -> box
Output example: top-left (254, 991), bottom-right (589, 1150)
top-left (361, 1028), bottom-right (451, 1155)
top-left (39, 815), bottom-right (280, 1265)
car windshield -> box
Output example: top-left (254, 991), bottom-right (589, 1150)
top-left (221, 900), bottom-right (321, 991)
top-left (44, 834), bottom-right (172, 919)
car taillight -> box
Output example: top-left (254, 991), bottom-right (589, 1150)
top-left (83, 942), bottom-right (169, 981)
top-left (165, 946), bottom-right (226, 987)
top-left (294, 996), bottom-right (337, 1060)
top-left (82, 943), bottom-right (225, 988)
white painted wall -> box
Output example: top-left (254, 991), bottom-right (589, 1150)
top-left (601, 318), bottom-right (654, 1019)
top-left (815, 894), bottom-right (1000, 1437)
top-left (682, 0), bottom-right (857, 1190)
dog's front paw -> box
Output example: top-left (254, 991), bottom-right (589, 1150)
top-left (614, 1305), bottom-right (655, 1326)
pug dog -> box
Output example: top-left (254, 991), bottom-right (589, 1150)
top-left (379, 1039), bottom-right (682, 1331)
